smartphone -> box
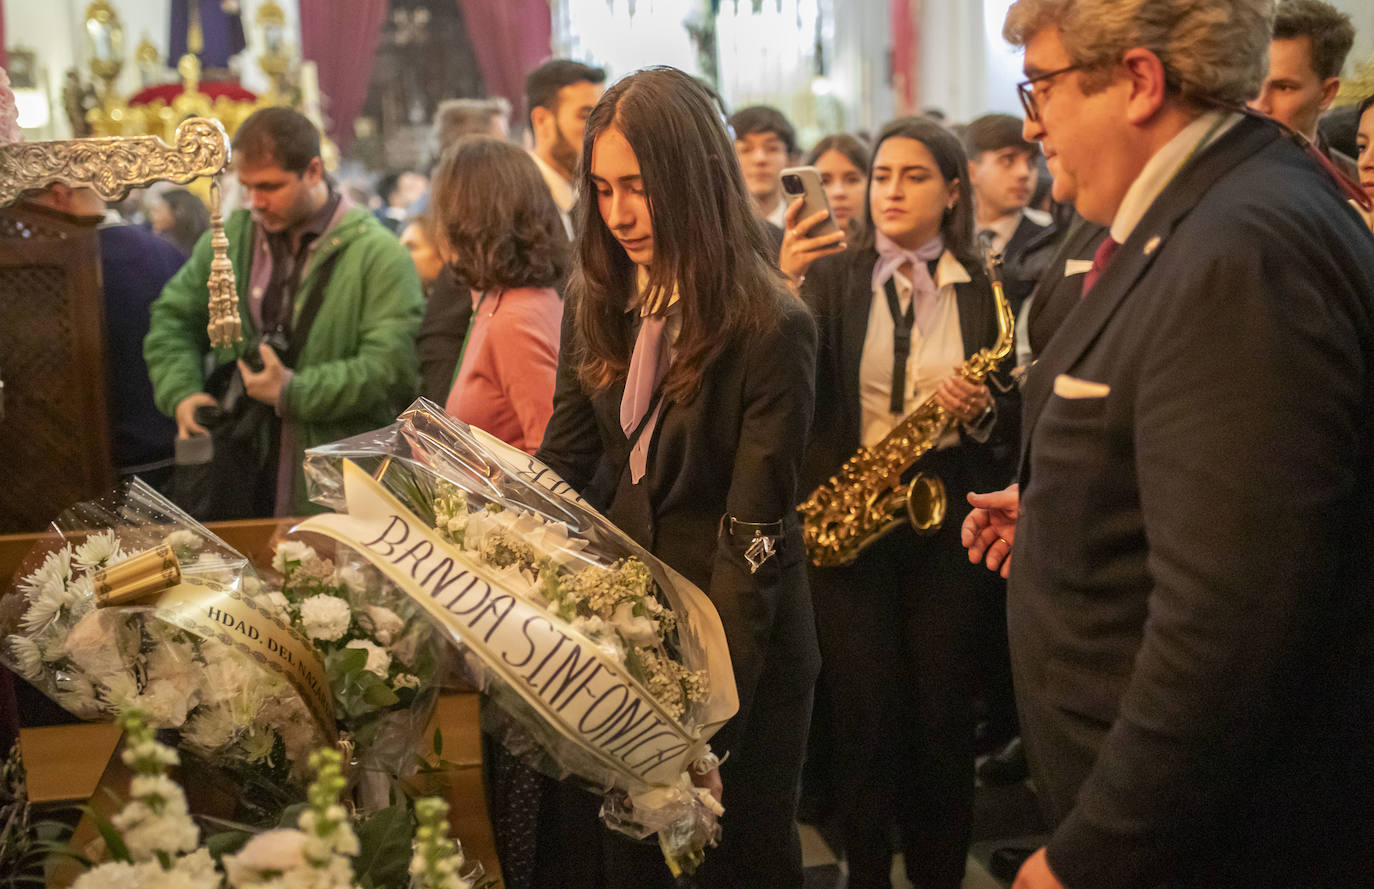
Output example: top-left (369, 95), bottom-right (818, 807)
top-left (780, 166), bottom-right (840, 237)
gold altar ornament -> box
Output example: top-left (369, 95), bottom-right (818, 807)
top-left (0, 116), bottom-right (229, 205)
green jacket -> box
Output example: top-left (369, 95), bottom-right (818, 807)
top-left (145, 206), bottom-right (423, 514)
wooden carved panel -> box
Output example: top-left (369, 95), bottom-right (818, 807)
top-left (0, 204), bottom-right (112, 533)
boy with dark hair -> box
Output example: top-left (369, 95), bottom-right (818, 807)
top-left (729, 105), bottom-right (799, 228)
top-left (964, 113), bottom-right (1056, 318)
top-left (1251, 0), bottom-right (1356, 172)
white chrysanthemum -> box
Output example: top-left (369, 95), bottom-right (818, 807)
top-left (6, 634), bottom-right (43, 679)
top-left (239, 726), bottom-right (278, 764)
top-left (272, 540), bottom-right (317, 575)
top-left (299, 594), bottom-right (351, 642)
top-left (55, 672), bottom-right (103, 718)
top-left (20, 576), bottom-right (73, 633)
top-left (73, 530), bottom-right (124, 572)
top-left (20, 547), bottom-right (72, 597)
top-left (182, 702), bottom-right (239, 751)
top-left (359, 604), bottom-right (404, 645)
top-left (101, 670), bottom-right (141, 710)
top-left (345, 638), bottom-right (391, 676)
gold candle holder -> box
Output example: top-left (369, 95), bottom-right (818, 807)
top-left (92, 544), bottom-right (181, 606)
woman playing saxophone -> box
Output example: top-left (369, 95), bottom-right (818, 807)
top-left (798, 116), bottom-right (1019, 889)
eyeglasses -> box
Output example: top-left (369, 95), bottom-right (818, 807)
top-left (1016, 63), bottom-right (1086, 123)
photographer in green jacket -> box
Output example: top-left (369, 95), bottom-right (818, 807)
top-left (145, 107), bottom-right (423, 517)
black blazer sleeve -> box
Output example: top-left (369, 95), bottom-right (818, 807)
top-left (534, 295), bottom-right (605, 495)
top-left (416, 267), bottom-right (473, 403)
top-left (704, 299), bottom-right (818, 751)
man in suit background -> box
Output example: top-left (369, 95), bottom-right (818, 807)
top-left (963, 1), bottom-right (1374, 887)
top-left (964, 113), bottom-right (1057, 318)
top-left (1249, 0), bottom-right (1357, 177)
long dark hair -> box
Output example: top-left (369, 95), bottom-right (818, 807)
top-left (570, 66), bottom-right (789, 402)
top-left (157, 188), bottom-right (210, 256)
top-left (856, 116), bottom-right (977, 266)
top-left (430, 136), bottom-right (569, 291)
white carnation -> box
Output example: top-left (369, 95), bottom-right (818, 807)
top-left (272, 539), bottom-right (316, 574)
top-left (73, 530), bottom-right (124, 572)
top-left (345, 638), bottom-right (391, 676)
top-left (360, 604), bottom-right (404, 645)
top-left (146, 641), bottom-right (196, 681)
top-left (137, 676), bottom-right (200, 727)
top-left (165, 529), bottom-right (201, 552)
top-left (6, 634), bottom-right (43, 679)
top-left (299, 594), bottom-right (351, 641)
top-left (223, 828), bottom-right (308, 886)
top-left (611, 600), bottom-right (660, 646)
top-left (255, 590), bottom-right (292, 620)
top-left (65, 609), bottom-right (131, 681)
top-left (337, 563), bottom-right (369, 594)
top-left (241, 573), bottom-right (264, 596)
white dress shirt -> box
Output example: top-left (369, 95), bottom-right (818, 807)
top-left (859, 250), bottom-right (972, 449)
top-left (529, 150), bottom-right (575, 237)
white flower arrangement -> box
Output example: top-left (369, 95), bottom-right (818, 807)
top-left (433, 484), bottom-right (709, 724)
top-left (62, 712), bottom-right (488, 889)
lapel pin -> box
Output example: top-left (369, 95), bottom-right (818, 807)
top-left (1143, 235), bottom-right (1162, 256)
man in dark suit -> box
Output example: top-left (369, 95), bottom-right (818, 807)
top-left (1249, 0), bottom-right (1358, 179)
top-left (963, 1), bottom-right (1374, 887)
top-left (964, 113), bottom-right (1058, 318)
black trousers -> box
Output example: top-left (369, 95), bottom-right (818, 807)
top-left (810, 446), bottom-right (1005, 889)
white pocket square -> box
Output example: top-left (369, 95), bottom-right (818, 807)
top-left (1064, 259), bottom-right (1094, 277)
top-left (1053, 374), bottom-right (1111, 399)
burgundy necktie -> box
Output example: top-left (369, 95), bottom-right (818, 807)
top-left (1081, 236), bottom-right (1121, 296)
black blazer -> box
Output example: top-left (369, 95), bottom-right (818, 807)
top-left (1000, 211), bottom-right (1058, 317)
top-left (1012, 114), bottom-right (1374, 888)
top-left (536, 292), bottom-right (821, 756)
top-left (1023, 215), bottom-right (1109, 360)
top-left (799, 247), bottom-right (1021, 497)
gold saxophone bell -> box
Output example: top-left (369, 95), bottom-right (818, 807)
top-left (905, 472), bottom-right (947, 536)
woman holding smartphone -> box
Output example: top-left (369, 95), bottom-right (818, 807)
top-left (800, 116), bottom-right (1018, 889)
top-left (779, 133), bottom-right (871, 289)
top-left (531, 66), bottom-right (819, 889)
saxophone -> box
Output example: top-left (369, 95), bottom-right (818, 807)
top-left (799, 245), bottom-right (1015, 567)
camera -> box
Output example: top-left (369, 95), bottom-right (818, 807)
top-left (781, 173), bottom-right (804, 194)
top-left (243, 329), bottom-right (292, 372)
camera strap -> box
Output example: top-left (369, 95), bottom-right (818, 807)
top-left (283, 247), bottom-right (344, 368)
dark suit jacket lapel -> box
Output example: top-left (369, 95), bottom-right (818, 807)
top-left (1019, 116), bottom-right (1278, 481)
top-left (1004, 214), bottom-right (1046, 260)
top-left (955, 269), bottom-right (990, 360)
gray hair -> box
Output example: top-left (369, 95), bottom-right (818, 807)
top-left (1003, 0), bottom-right (1276, 107)
top-left (430, 97), bottom-right (512, 153)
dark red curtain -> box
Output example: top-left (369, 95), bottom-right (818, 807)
top-left (456, 0), bottom-right (553, 124)
top-left (299, 0), bottom-right (389, 152)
